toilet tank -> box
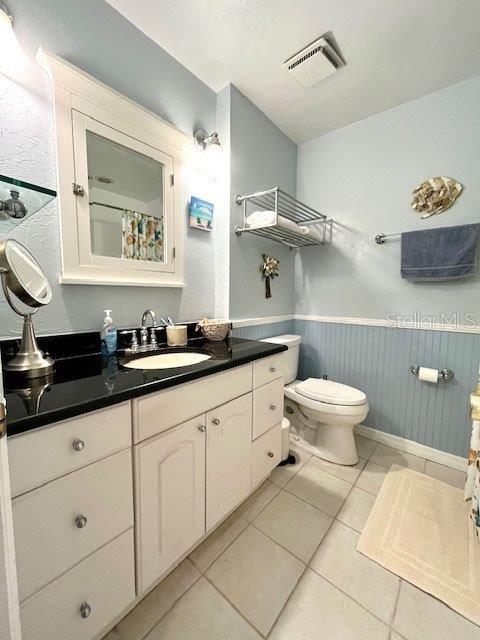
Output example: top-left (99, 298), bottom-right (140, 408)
top-left (260, 334), bottom-right (302, 384)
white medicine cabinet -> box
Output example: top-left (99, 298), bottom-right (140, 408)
top-left (38, 49), bottom-right (188, 287)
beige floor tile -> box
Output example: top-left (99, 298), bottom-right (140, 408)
top-left (355, 435), bottom-right (378, 460)
top-left (270, 447), bottom-right (312, 487)
top-left (308, 454), bottom-right (367, 484)
top-left (269, 568), bottom-right (389, 640)
top-left (423, 460), bottom-right (466, 489)
top-left (355, 461), bottom-right (390, 495)
top-left (235, 479), bottom-right (280, 521)
top-left (189, 510), bottom-right (248, 573)
top-left (310, 520), bottom-right (399, 623)
top-left (206, 525), bottom-right (304, 635)
top-left (391, 634), bottom-right (406, 640)
top-left (336, 487), bottom-right (376, 532)
top-left (285, 461), bottom-right (351, 516)
top-left (253, 490), bottom-right (333, 561)
top-left (115, 559), bottom-right (200, 640)
top-left (101, 630), bottom-right (123, 640)
top-left (144, 577), bottom-right (261, 640)
top-left (394, 581), bottom-right (480, 640)
top-left (370, 444), bottom-right (425, 472)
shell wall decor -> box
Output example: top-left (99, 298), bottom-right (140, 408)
top-left (411, 176), bottom-right (463, 219)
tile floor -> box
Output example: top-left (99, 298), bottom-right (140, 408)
top-left (104, 436), bottom-right (476, 640)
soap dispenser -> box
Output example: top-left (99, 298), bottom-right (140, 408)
top-left (101, 309), bottom-right (117, 355)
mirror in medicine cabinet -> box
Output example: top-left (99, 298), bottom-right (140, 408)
top-left (86, 131), bottom-right (165, 263)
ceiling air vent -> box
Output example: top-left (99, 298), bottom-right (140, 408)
top-left (282, 36), bottom-right (345, 88)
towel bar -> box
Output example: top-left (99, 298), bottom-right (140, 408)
top-left (410, 365), bottom-right (454, 381)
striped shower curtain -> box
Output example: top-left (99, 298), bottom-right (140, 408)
top-left (121, 212), bottom-right (163, 262)
top-left (465, 419), bottom-right (480, 538)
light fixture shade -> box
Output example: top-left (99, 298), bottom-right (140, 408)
top-left (0, 2), bottom-right (30, 78)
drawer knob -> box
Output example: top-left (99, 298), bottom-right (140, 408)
top-left (268, 451), bottom-right (275, 458)
top-left (211, 418), bottom-right (220, 426)
top-left (75, 514), bottom-right (88, 529)
top-left (79, 602), bottom-right (92, 619)
top-left (269, 366), bottom-right (277, 373)
top-left (197, 424), bottom-right (206, 432)
top-left (73, 439), bottom-right (85, 452)
top-left (269, 404), bottom-right (277, 411)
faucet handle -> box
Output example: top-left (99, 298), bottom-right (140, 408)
top-left (149, 327), bottom-right (158, 348)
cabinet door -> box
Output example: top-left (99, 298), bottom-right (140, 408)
top-left (206, 394), bottom-right (252, 530)
top-left (134, 416), bottom-right (206, 594)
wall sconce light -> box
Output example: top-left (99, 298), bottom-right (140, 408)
top-left (0, 2), bottom-right (30, 78)
top-left (194, 129), bottom-right (221, 151)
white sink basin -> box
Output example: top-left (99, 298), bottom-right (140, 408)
top-left (123, 352), bottom-right (212, 370)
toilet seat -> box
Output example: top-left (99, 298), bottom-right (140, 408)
top-left (285, 380), bottom-right (368, 417)
top-left (296, 378), bottom-right (367, 406)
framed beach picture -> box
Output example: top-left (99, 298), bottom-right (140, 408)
top-left (189, 196), bottom-right (214, 231)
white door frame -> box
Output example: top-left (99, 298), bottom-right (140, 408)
top-left (0, 367), bottom-right (22, 640)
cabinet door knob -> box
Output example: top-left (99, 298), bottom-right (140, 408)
top-left (211, 418), bottom-right (220, 426)
top-left (269, 366), bottom-right (276, 373)
top-left (79, 602), bottom-right (92, 619)
top-left (75, 514), bottom-right (88, 529)
top-left (267, 451), bottom-right (275, 458)
top-left (269, 405), bottom-right (277, 411)
top-left (197, 424), bottom-right (206, 432)
top-left (73, 439), bottom-right (85, 452)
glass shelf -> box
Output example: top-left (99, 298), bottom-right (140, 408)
top-left (0, 175), bottom-right (57, 234)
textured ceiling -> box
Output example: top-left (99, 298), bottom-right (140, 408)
top-left (106, 0), bottom-right (480, 142)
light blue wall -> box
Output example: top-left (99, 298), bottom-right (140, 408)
top-left (233, 320), bottom-right (295, 341)
top-left (296, 320), bottom-right (478, 457)
top-left (296, 75), bottom-right (480, 322)
top-left (293, 76), bottom-right (480, 457)
top-left (229, 86), bottom-right (297, 320)
top-left (0, 0), bottom-right (218, 336)
top-left (10, 0), bottom-right (216, 134)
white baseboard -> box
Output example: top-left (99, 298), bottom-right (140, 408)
top-left (354, 424), bottom-right (466, 471)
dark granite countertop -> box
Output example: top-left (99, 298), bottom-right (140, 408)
top-left (4, 337), bottom-right (286, 437)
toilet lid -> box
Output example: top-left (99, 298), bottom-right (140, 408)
top-left (295, 378), bottom-right (367, 406)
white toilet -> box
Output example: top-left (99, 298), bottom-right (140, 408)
top-left (261, 334), bottom-right (369, 465)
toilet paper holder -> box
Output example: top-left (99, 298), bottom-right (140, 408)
top-left (410, 365), bottom-right (454, 381)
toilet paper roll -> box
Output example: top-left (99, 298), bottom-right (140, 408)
top-left (418, 367), bottom-right (438, 383)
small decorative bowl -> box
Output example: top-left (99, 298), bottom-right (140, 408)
top-left (196, 318), bottom-right (230, 342)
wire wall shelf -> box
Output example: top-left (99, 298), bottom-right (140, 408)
top-left (235, 187), bottom-right (331, 249)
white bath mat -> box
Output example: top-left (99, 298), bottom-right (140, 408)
top-left (357, 465), bottom-right (480, 627)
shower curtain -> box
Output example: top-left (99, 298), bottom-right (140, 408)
top-left (464, 419), bottom-right (480, 538)
top-left (121, 211), bottom-right (163, 262)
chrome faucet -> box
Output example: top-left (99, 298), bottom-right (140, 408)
top-left (140, 309), bottom-right (158, 349)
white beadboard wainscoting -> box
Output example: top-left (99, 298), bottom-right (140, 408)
top-left (232, 315), bottom-right (478, 458)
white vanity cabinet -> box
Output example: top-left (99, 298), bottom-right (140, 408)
top-left (8, 404), bottom-right (136, 640)
top-left (206, 393), bottom-right (252, 530)
top-left (134, 415), bottom-right (206, 594)
top-left (8, 353), bottom-right (285, 639)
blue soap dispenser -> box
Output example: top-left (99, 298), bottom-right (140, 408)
top-left (101, 309), bottom-right (117, 355)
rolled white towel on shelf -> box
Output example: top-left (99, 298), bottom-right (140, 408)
top-left (296, 224), bottom-right (325, 243)
top-left (246, 210), bottom-right (276, 228)
top-left (245, 210), bottom-right (324, 244)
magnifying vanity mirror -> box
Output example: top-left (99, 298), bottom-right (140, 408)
top-left (0, 239), bottom-right (54, 377)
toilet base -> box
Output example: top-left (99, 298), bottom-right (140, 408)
top-left (286, 400), bottom-right (359, 466)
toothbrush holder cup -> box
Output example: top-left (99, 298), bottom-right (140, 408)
top-left (166, 325), bottom-right (188, 347)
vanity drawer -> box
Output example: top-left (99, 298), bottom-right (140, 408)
top-left (8, 402), bottom-right (131, 497)
top-left (133, 364), bottom-right (252, 443)
top-left (251, 423), bottom-right (282, 488)
top-left (13, 448), bottom-right (133, 602)
top-left (253, 353), bottom-right (284, 388)
top-left (20, 528), bottom-right (135, 640)
top-left (252, 378), bottom-right (284, 440)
